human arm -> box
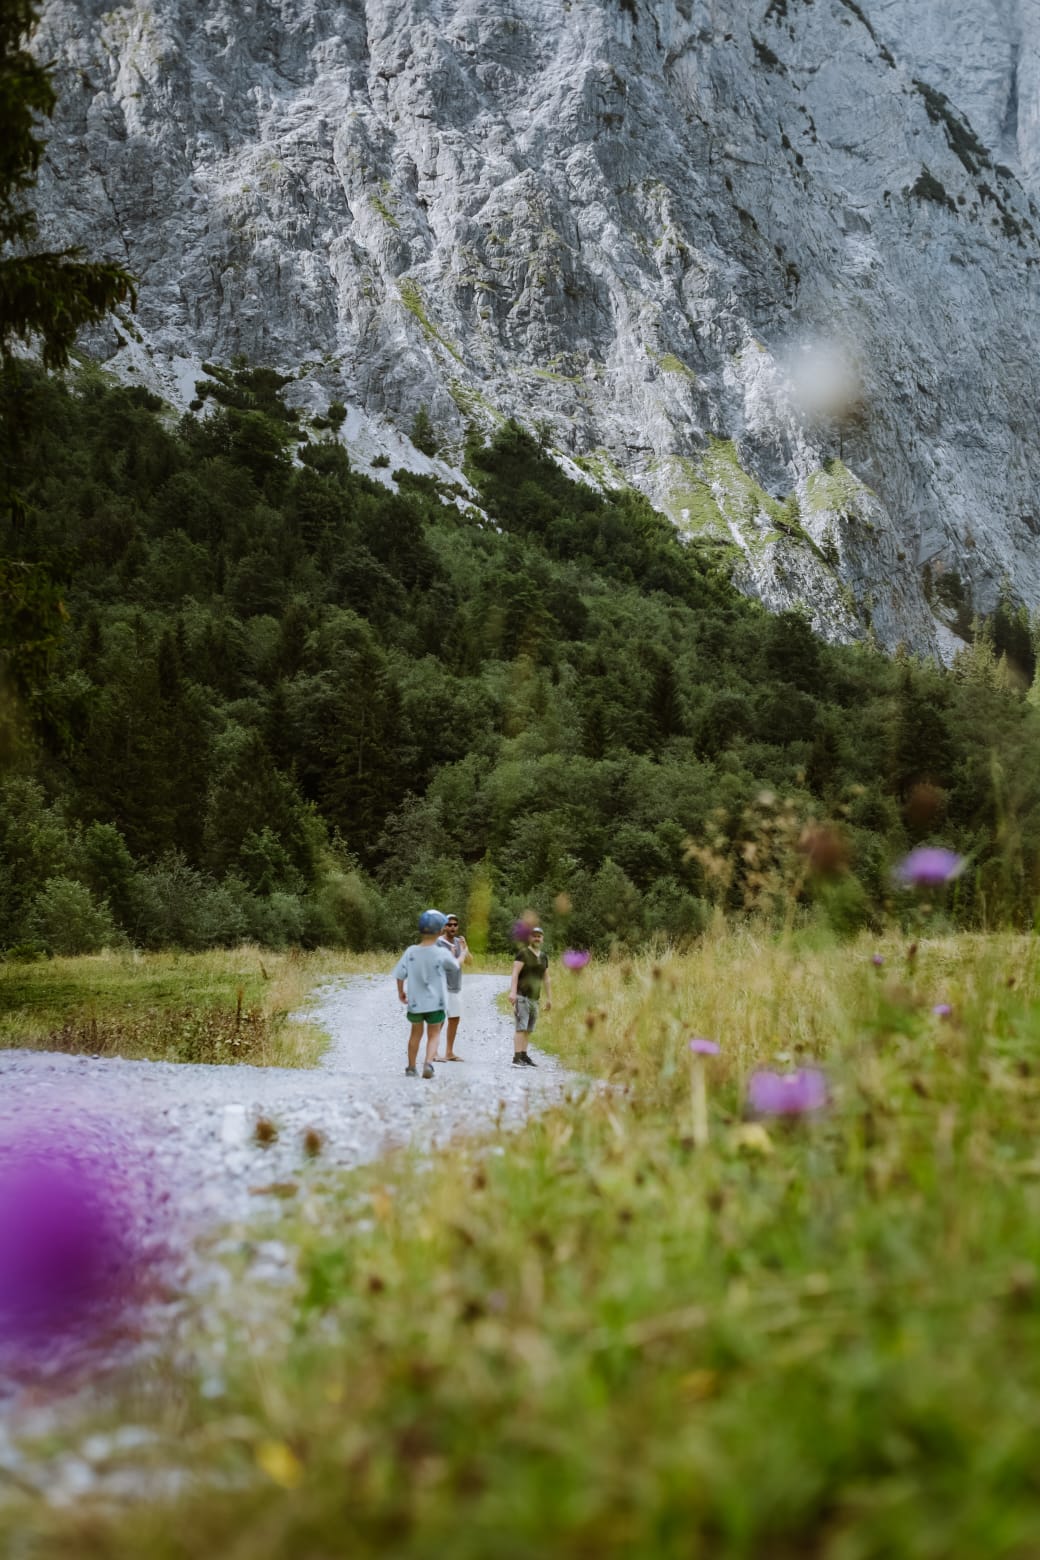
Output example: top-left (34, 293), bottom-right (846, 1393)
top-left (458, 936), bottom-right (471, 966)
top-left (392, 952), bottom-right (410, 1006)
top-left (543, 964), bottom-right (553, 1013)
top-left (509, 958), bottom-right (523, 1007)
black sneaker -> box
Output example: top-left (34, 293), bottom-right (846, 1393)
top-left (513, 1053), bottom-right (525, 1066)
top-left (422, 1062), bottom-right (435, 1079)
top-left (520, 1052), bottom-right (537, 1067)
top-left (405, 1065), bottom-right (418, 1077)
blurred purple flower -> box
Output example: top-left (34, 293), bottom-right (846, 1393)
top-left (932, 1003), bottom-right (953, 1018)
top-left (689, 1038), bottom-right (720, 1056)
top-left (895, 847), bottom-right (965, 888)
top-left (748, 1068), bottom-right (828, 1117)
top-left (0, 1131), bottom-right (145, 1354)
top-left (562, 949), bottom-right (591, 970)
top-left (871, 954), bottom-right (884, 968)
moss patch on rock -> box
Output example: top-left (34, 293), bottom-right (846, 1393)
top-left (804, 458), bottom-right (871, 516)
top-left (653, 352), bottom-right (697, 379)
top-left (397, 280), bottom-right (463, 363)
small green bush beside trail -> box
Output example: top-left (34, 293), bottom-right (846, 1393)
top-left (4, 363), bottom-right (1040, 954)
top-left (14, 931), bottom-right (1040, 1556)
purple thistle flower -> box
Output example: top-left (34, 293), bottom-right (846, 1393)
top-left (748, 1068), bottom-right (828, 1117)
top-left (562, 949), bottom-right (591, 970)
top-left (871, 954), bottom-right (884, 968)
top-left (689, 1038), bottom-right (720, 1055)
top-left (0, 1130), bottom-right (147, 1355)
top-left (932, 1002), bottom-right (953, 1018)
top-left (894, 847), bottom-right (965, 888)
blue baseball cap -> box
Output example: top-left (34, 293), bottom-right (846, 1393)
top-left (418, 908), bottom-right (447, 933)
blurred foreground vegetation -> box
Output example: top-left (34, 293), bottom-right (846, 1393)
top-left (12, 929), bottom-right (1040, 1556)
top-left (4, 364), bottom-right (1040, 956)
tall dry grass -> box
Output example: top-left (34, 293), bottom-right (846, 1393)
top-left (0, 946), bottom-right (391, 1066)
top-left (548, 923), bottom-right (1040, 1100)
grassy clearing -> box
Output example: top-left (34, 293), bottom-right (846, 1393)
top-left (11, 929), bottom-right (1040, 1556)
top-left (0, 947), bottom-right (384, 1067)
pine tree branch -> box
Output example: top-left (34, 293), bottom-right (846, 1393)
top-left (0, 250), bottom-right (137, 367)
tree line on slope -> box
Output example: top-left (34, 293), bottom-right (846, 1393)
top-left (2, 360), bottom-right (1040, 954)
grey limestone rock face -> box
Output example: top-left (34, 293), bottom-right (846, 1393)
top-left (26, 0), bottom-right (1040, 655)
top-left (862, 0), bottom-right (1040, 188)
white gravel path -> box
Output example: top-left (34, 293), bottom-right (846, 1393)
top-left (0, 973), bottom-right (573, 1425)
top-left (0, 972), bottom-right (568, 1231)
top-left (0, 975), bottom-right (573, 1498)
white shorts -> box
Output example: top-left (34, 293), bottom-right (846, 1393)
top-left (446, 990), bottom-right (462, 1020)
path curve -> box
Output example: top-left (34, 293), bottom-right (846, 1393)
top-left (0, 973), bottom-right (567, 1229)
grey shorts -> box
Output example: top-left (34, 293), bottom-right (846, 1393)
top-left (515, 995), bottom-right (539, 1033)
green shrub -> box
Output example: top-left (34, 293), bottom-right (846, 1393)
top-left (244, 890), bottom-right (307, 949)
top-left (307, 863), bottom-right (378, 950)
top-left (130, 855), bottom-right (247, 950)
top-left (29, 876), bottom-right (119, 955)
top-left (409, 405), bottom-right (438, 456)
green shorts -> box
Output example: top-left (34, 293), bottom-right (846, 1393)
top-left (407, 1009), bottom-right (445, 1025)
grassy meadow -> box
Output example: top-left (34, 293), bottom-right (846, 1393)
top-left (10, 927), bottom-right (1040, 1557)
top-left (0, 946), bottom-right (364, 1067)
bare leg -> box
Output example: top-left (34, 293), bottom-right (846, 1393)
top-left (514, 1028), bottom-right (528, 1056)
top-left (441, 1016), bottom-right (461, 1059)
top-left (407, 1023), bottom-right (425, 1068)
top-left (425, 1022), bottom-right (443, 1064)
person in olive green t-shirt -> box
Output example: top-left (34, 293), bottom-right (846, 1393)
top-left (508, 926), bottom-right (552, 1066)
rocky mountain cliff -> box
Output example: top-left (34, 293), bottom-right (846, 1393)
top-left (26, 0), bottom-right (1040, 655)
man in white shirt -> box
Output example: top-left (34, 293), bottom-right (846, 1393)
top-left (435, 913), bottom-right (470, 1061)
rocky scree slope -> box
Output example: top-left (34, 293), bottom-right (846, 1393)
top-left (26, 0), bottom-right (1040, 657)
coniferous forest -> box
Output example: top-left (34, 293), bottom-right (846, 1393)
top-left (3, 359), bottom-right (1040, 956)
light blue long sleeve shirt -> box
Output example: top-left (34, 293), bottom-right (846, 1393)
top-left (393, 942), bottom-right (458, 1013)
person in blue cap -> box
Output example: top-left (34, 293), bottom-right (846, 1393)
top-left (393, 909), bottom-right (460, 1078)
